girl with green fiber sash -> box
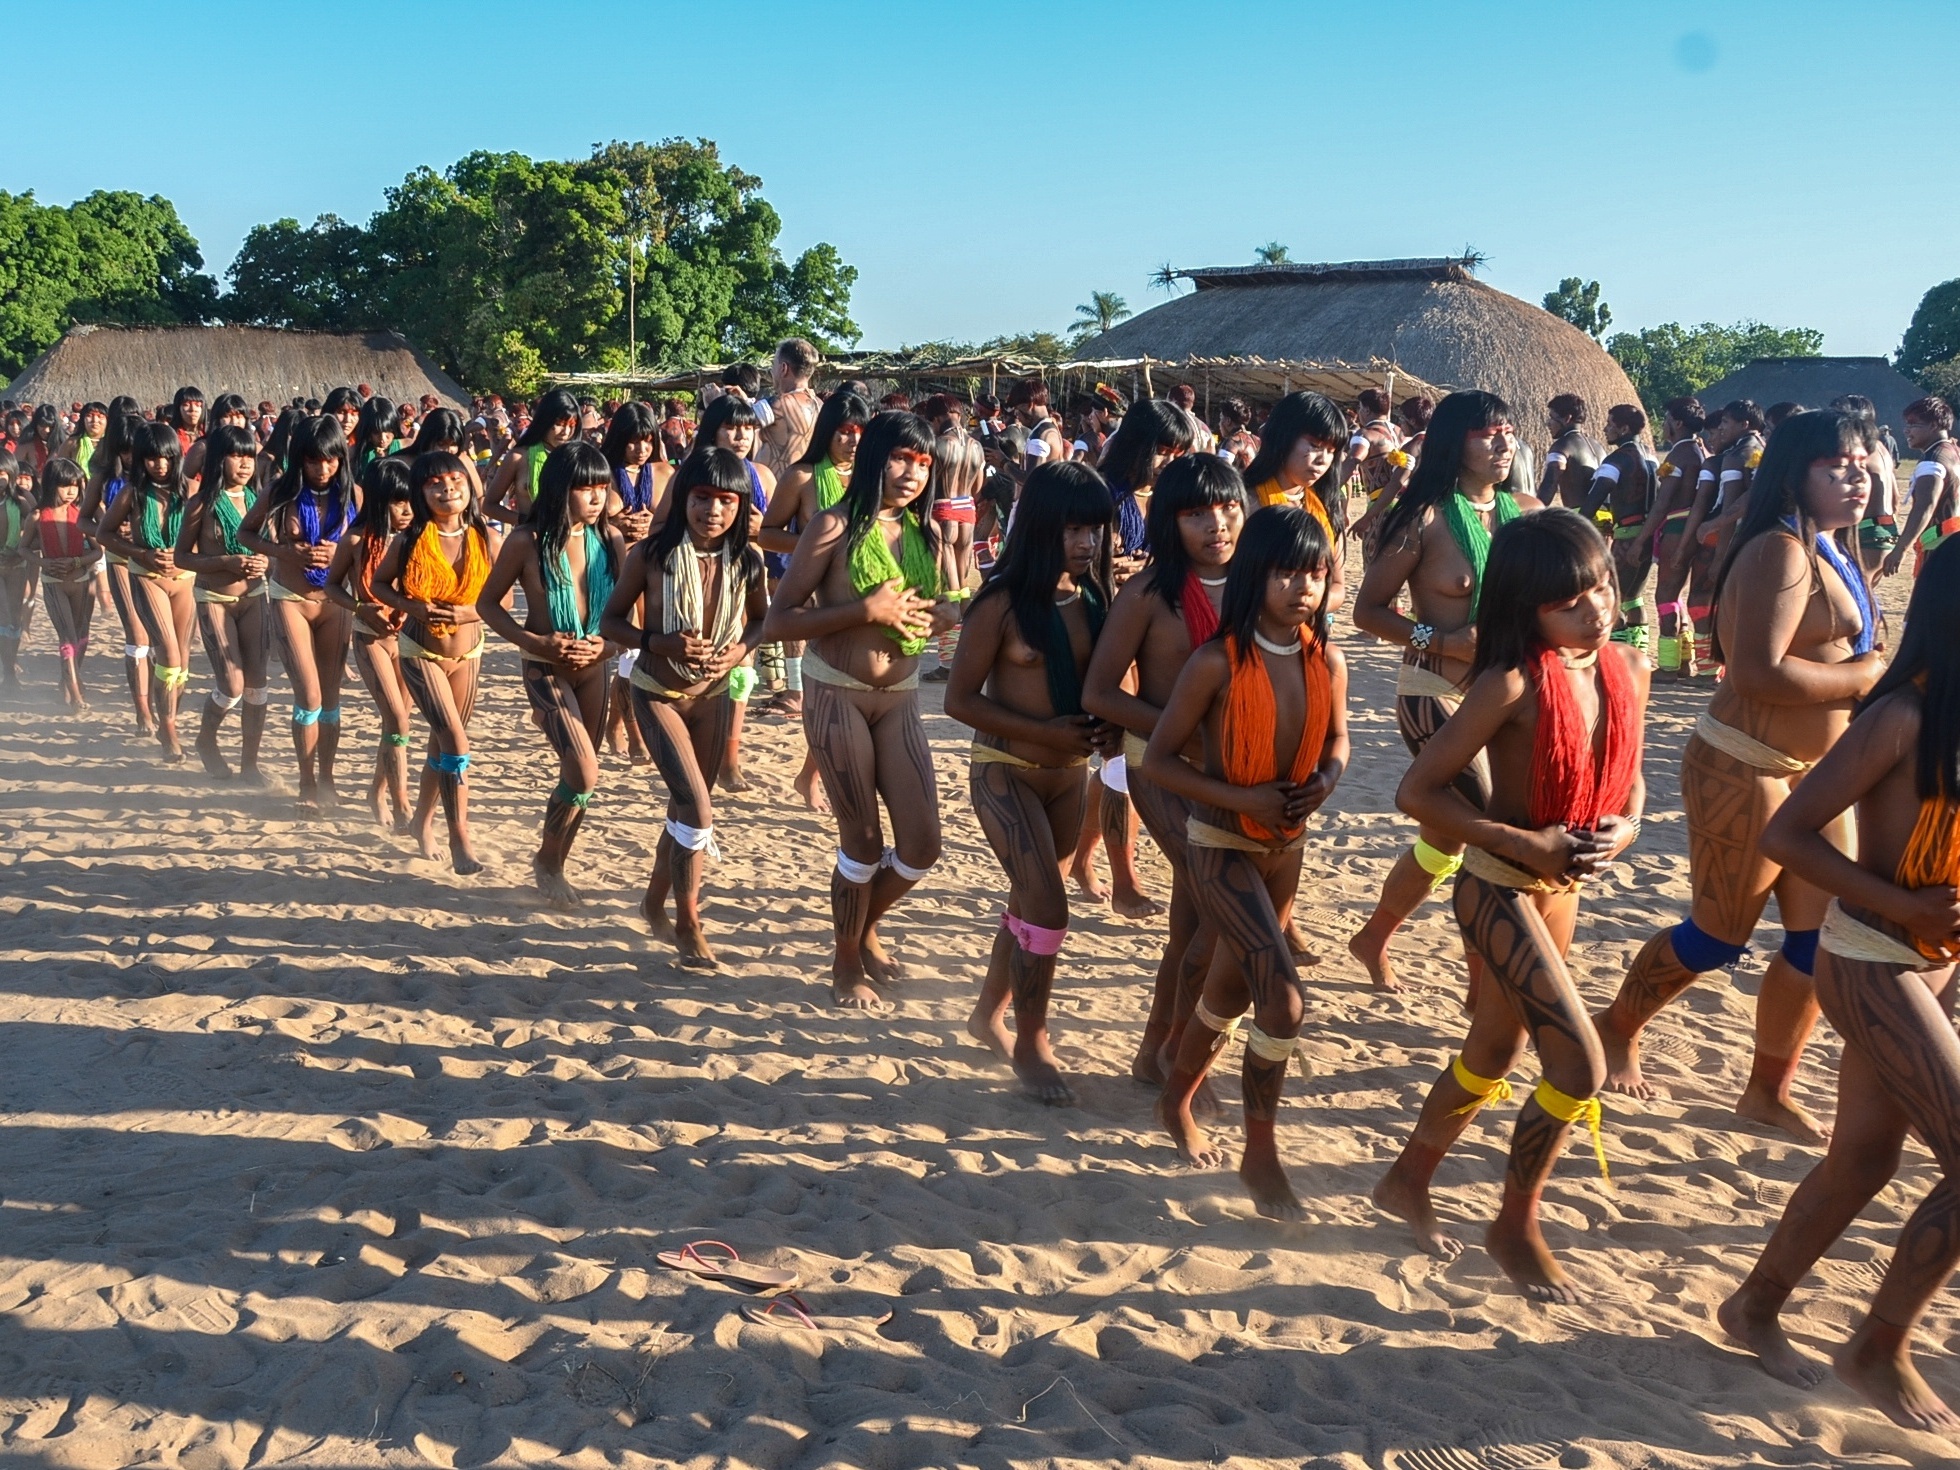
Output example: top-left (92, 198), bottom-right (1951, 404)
top-left (1349, 391), bottom-right (1542, 999)
top-left (478, 441), bottom-right (629, 908)
top-left (483, 388), bottom-right (582, 525)
top-left (176, 424), bottom-right (272, 783)
top-left (758, 410), bottom-right (963, 1009)
top-left (599, 448), bottom-right (770, 969)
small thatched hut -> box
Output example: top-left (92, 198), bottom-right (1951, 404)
top-left (1694, 357), bottom-right (1925, 440)
top-left (6, 325), bottom-right (467, 411)
top-left (1076, 257), bottom-right (1643, 455)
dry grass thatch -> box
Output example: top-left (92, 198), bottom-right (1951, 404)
top-left (1077, 258), bottom-right (1643, 454)
top-left (6, 325), bottom-right (467, 411)
top-left (1695, 357), bottom-right (1925, 438)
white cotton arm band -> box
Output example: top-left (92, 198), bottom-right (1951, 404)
top-left (1914, 462), bottom-right (1947, 484)
top-left (1544, 451), bottom-right (1567, 468)
top-left (1697, 469), bottom-right (1715, 485)
top-left (751, 399), bottom-right (775, 428)
top-left (1026, 440), bottom-right (1050, 461)
top-left (1720, 469), bottom-right (1744, 485)
top-left (1348, 435), bottom-right (1369, 451)
top-left (1592, 462), bottom-right (1621, 484)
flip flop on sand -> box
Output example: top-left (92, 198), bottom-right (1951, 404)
top-left (738, 1292), bottom-right (894, 1335)
top-left (655, 1240), bottom-right (799, 1291)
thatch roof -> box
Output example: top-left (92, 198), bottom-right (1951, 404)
top-left (6, 325), bottom-right (467, 411)
top-left (1695, 357), bottom-right (1925, 438)
top-left (1077, 256), bottom-right (1642, 454)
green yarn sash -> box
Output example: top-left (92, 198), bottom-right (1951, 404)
top-left (545, 526), bottom-right (614, 637)
top-left (813, 457), bottom-right (848, 511)
top-left (850, 512), bottom-right (940, 655)
top-left (1441, 487), bottom-right (1520, 607)
top-left (211, 486), bottom-right (251, 557)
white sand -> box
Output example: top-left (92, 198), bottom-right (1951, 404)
top-left (0, 581), bottom-right (1955, 1469)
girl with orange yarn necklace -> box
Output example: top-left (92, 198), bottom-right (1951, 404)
top-left (1719, 536), bottom-right (1960, 1434)
top-left (1372, 509), bottom-right (1647, 1301)
top-left (371, 452), bottom-right (500, 873)
top-left (1142, 505), bottom-right (1349, 1220)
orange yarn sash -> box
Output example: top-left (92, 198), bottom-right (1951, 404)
top-left (1221, 633), bottom-right (1331, 843)
top-left (1527, 645), bottom-right (1640, 831)
top-left (1896, 799), bottom-right (1960, 960)
top-left (401, 522), bottom-right (489, 637)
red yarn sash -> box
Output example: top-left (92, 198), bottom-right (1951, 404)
top-left (1527, 645), bottom-right (1639, 830)
top-left (1221, 634), bottom-right (1332, 842)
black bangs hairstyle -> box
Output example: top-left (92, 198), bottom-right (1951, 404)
top-left (516, 389), bottom-right (581, 449)
top-left (171, 385), bottom-right (205, 431)
top-left (355, 454), bottom-right (414, 539)
top-left (841, 411), bottom-right (937, 552)
top-left (264, 406), bottom-right (307, 470)
top-left (1714, 409), bottom-right (1868, 594)
top-left (1217, 504), bottom-right (1333, 660)
top-left (355, 395), bottom-right (399, 446)
top-left (1378, 390), bottom-right (1514, 548)
top-left (600, 401), bottom-right (659, 474)
top-left (1471, 509), bottom-right (1614, 675)
top-left (975, 460), bottom-right (1114, 715)
top-left (209, 392), bottom-right (250, 426)
top-left (92, 410), bottom-right (145, 484)
top-left (270, 416), bottom-right (355, 511)
top-left (1242, 391), bottom-right (1352, 535)
top-left (130, 419), bottom-right (185, 495)
top-left (29, 404), bottom-right (60, 442)
top-left (1144, 453), bottom-right (1250, 615)
top-left (198, 424), bottom-right (259, 496)
top-left (405, 450), bottom-right (487, 541)
top-left (648, 447), bottom-right (755, 564)
top-left (108, 395), bottom-right (142, 422)
top-left (1097, 397), bottom-right (1196, 493)
top-left (322, 386), bottom-right (362, 421)
top-left (794, 390), bottom-right (872, 469)
top-left (532, 441), bottom-right (618, 579)
top-left (39, 456), bottom-right (86, 508)
top-left (694, 392), bottom-right (759, 451)
top-left (404, 407), bottom-right (466, 457)
top-left (1862, 534), bottom-right (1960, 803)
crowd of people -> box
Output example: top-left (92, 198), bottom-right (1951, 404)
top-left (5, 339), bottom-right (1960, 1435)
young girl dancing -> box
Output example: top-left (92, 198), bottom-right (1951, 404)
top-left (1721, 535), bottom-right (1960, 1434)
top-left (1143, 505), bottom-right (1350, 1219)
top-left (480, 443), bottom-right (627, 906)
top-left (324, 458), bottom-right (419, 829)
top-left (373, 452), bottom-right (499, 873)
top-left (0, 450), bottom-right (29, 691)
top-left (176, 424), bottom-right (270, 780)
top-left (1373, 510), bottom-right (1648, 1300)
top-left (600, 448), bottom-right (768, 966)
top-left (96, 422), bottom-right (197, 761)
top-left (598, 400), bottom-right (667, 763)
top-left (22, 458), bottom-right (97, 709)
top-left (946, 460), bottom-right (1118, 1105)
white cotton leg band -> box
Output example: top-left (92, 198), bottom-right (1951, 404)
top-left (664, 818), bottom-right (721, 860)
top-left (1101, 753), bottom-right (1128, 794)
top-left (882, 846), bottom-right (933, 882)
top-left (836, 849), bottom-right (880, 885)
top-left (1193, 997), bottom-right (1245, 1035)
top-left (1245, 1025), bottom-right (1297, 1063)
top-left (244, 686), bottom-right (269, 706)
top-left (616, 650), bottom-right (638, 680)
top-left (786, 656), bottom-right (804, 693)
top-left (125, 644), bottom-right (151, 660)
top-left (209, 692), bottom-right (243, 712)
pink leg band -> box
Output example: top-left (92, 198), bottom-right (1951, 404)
top-left (1003, 912), bottom-right (1067, 956)
top-left (59, 643), bottom-right (76, 659)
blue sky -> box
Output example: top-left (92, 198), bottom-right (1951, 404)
top-left (8, 0), bottom-right (1951, 357)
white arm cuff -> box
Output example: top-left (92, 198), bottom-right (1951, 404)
top-left (1544, 452), bottom-right (1566, 469)
top-left (1592, 462), bottom-right (1621, 484)
top-left (1720, 469), bottom-right (1744, 485)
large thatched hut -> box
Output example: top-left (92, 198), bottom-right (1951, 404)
top-left (5, 325), bottom-right (467, 410)
top-left (1076, 257), bottom-right (1642, 455)
top-left (1694, 357), bottom-right (1925, 440)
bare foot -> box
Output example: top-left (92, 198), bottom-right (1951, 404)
top-left (532, 861), bottom-right (581, 909)
top-left (674, 922), bottom-right (719, 971)
top-left (1595, 1010), bottom-right (1664, 1101)
top-left (965, 1004), bottom-right (1012, 1061)
top-left (237, 764), bottom-right (269, 788)
top-left (1735, 1085), bottom-right (1830, 1146)
top-left (416, 824), bottom-right (442, 862)
top-left (1347, 928), bottom-right (1401, 992)
top-left (629, 747), bottom-right (654, 768)
top-left (196, 732), bottom-right (232, 780)
top-left (1372, 1166), bottom-right (1464, 1260)
top-left (861, 931), bottom-right (906, 986)
top-left (1068, 855), bottom-right (1107, 902)
top-left (831, 956), bottom-right (885, 1010)
top-left (316, 779), bottom-right (341, 812)
top-left (794, 764), bottom-right (830, 814)
top-left (450, 838), bottom-right (484, 877)
top-left (718, 767), bottom-right (751, 793)
top-left (1240, 1150), bottom-right (1306, 1222)
top-left (1155, 1093), bottom-right (1224, 1167)
top-left (1284, 921), bottom-right (1321, 966)
top-left (1130, 1029), bottom-right (1169, 1087)
top-left (640, 895), bottom-right (678, 944)
top-left (1486, 1214), bottom-right (1582, 1303)
top-left (1015, 1056), bottom-right (1077, 1107)
top-left (1111, 886), bottom-right (1162, 921)
top-left (1717, 1280), bottom-right (1825, 1387)
top-left (1834, 1319), bottom-right (1960, 1435)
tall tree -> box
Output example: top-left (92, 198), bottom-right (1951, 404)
top-left (1254, 241), bottom-right (1290, 264)
top-left (1898, 278), bottom-right (1960, 380)
top-left (222, 215), bottom-right (372, 332)
top-left (1071, 290), bottom-right (1129, 341)
top-left (1607, 320), bottom-right (1824, 418)
top-left (1543, 277), bottom-right (1612, 339)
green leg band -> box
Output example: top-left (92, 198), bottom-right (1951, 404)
top-left (1412, 837), bottom-right (1463, 885)
top-left (553, 781), bottom-right (593, 809)
top-left (384, 733), bottom-right (414, 747)
top-left (727, 665), bottom-right (757, 703)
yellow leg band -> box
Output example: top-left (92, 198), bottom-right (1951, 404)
top-left (1413, 837), bottom-right (1463, 882)
top-left (1448, 1055), bottom-right (1513, 1115)
top-left (1193, 998), bottom-right (1244, 1035)
top-left (1533, 1079), bottom-right (1610, 1183)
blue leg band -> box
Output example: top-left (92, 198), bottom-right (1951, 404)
top-left (292, 706), bottom-right (321, 727)
top-left (1670, 917), bottom-right (1748, 973)
top-left (320, 707), bottom-right (341, 726)
top-left (1780, 928), bottom-right (1819, 977)
top-left (428, 752), bottom-right (472, 777)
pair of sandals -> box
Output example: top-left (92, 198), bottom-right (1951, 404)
top-left (655, 1240), bottom-right (890, 1334)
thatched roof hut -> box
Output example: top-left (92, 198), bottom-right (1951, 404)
top-left (1695, 357), bottom-right (1925, 439)
top-left (1076, 257), bottom-right (1642, 455)
top-left (5, 325), bottom-right (467, 411)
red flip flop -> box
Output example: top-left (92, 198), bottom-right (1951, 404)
top-left (655, 1240), bottom-right (799, 1291)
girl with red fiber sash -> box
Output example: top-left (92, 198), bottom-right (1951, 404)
top-left (1141, 505), bottom-right (1350, 1221)
top-left (1374, 509), bottom-right (1649, 1301)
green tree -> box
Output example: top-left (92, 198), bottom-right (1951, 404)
top-left (1898, 279), bottom-right (1960, 379)
top-left (222, 215), bottom-right (373, 331)
top-left (1607, 320), bottom-right (1824, 418)
top-left (1918, 356), bottom-right (1960, 406)
top-left (1543, 277), bottom-right (1612, 339)
top-left (0, 192), bottom-right (82, 377)
top-left (1254, 241), bottom-right (1289, 264)
top-left (1070, 290), bottom-right (1129, 342)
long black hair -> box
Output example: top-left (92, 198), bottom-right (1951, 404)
top-left (1242, 391), bottom-right (1353, 535)
top-left (693, 392), bottom-right (760, 452)
top-left (1714, 408), bottom-right (1867, 597)
top-left (1144, 453), bottom-right (1250, 615)
top-left (975, 460), bottom-right (1114, 714)
top-left (171, 385), bottom-right (205, 435)
top-left (1378, 390), bottom-right (1513, 548)
top-left (405, 450), bottom-right (488, 545)
top-left (1470, 509), bottom-right (1613, 676)
top-left (354, 395), bottom-right (399, 453)
top-left (600, 401), bottom-right (659, 474)
top-left (647, 447), bottom-right (754, 565)
top-left (268, 416), bottom-right (355, 514)
top-left (39, 456), bottom-right (85, 509)
top-left (530, 441), bottom-right (618, 581)
top-left (91, 409), bottom-right (146, 487)
top-left (794, 391), bottom-right (871, 470)
top-left (516, 389), bottom-right (581, 449)
top-left (402, 407), bottom-right (466, 458)
top-left (198, 424), bottom-right (259, 499)
top-left (1097, 397), bottom-right (1195, 493)
top-left (354, 454), bottom-right (414, 541)
top-left (841, 411), bottom-right (937, 556)
top-left (129, 420), bottom-right (185, 500)
top-left (1217, 505), bottom-right (1333, 659)
top-left (208, 392), bottom-right (250, 427)
top-left (1863, 534), bottom-right (1960, 802)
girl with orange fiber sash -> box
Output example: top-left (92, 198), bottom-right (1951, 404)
top-left (1720, 536), bottom-right (1960, 1435)
top-left (372, 451), bottom-right (500, 874)
top-left (1142, 505), bottom-right (1350, 1220)
top-left (1373, 509), bottom-right (1649, 1301)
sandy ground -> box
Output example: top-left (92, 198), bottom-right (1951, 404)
top-left (1, 575), bottom-right (1957, 1470)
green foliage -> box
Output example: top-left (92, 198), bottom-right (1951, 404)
top-left (0, 189), bottom-right (217, 378)
top-left (1898, 279), bottom-right (1960, 378)
top-left (1070, 291), bottom-right (1129, 343)
top-left (1254, 242), bottom-right (1289, 264)
top-left (1918, 356), bottom-right (1960, 406)
top-left (1607, 320), bottom-right (1824, 418)
top-left (219, 138), bottom-right (860, 397)
top-left (1543, 277), bottom-right (1612, 339)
